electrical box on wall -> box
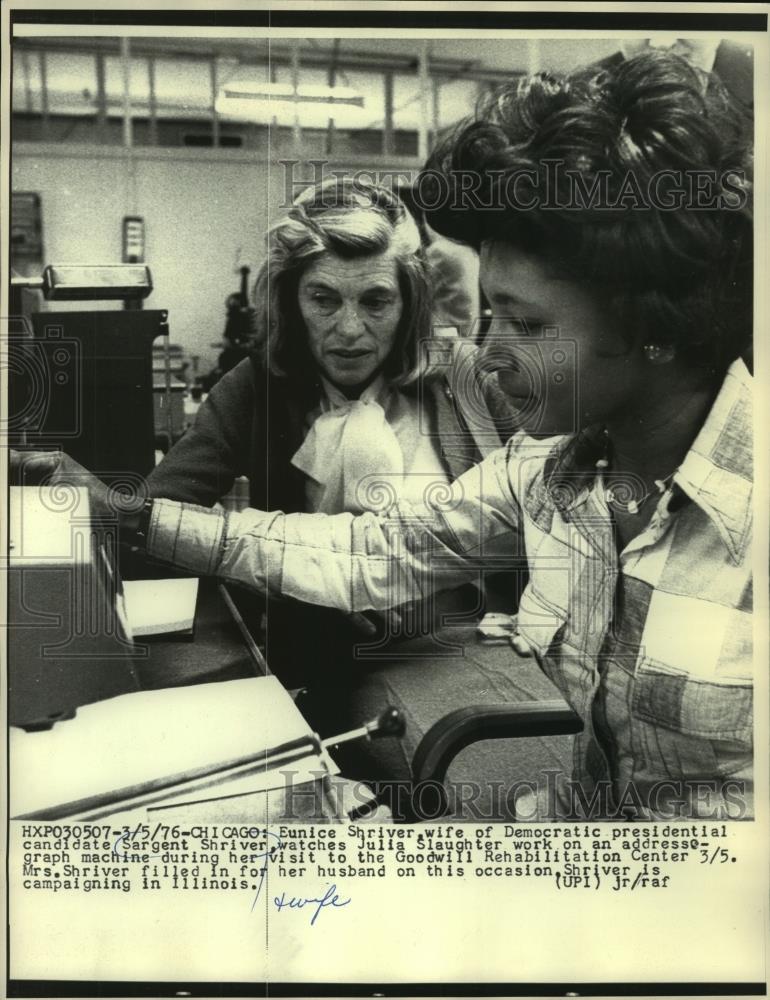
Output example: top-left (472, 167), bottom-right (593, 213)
top-left (122, 216), bottom-right (145, 263)
top-left (11, 193), bottom-right (44, 275)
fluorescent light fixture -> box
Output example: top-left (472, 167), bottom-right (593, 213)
top-left (216, 79), bottom-right (368, 127)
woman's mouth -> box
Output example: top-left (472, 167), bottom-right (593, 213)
top-left (329, 348), bottom-right (372, 361)
top-left (494, 370), bottom-right (537, 403)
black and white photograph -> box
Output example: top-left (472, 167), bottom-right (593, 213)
top-left (2, 1), bottom-right (768, 994)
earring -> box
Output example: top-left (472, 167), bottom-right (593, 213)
top-left (643, 343), bottom-right (675, 365)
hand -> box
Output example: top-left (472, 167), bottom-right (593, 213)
top-left (10, 448), bottom-right (61, 485)
top-left (344, 608), bottom-right (402, 639)
top-left (10, 449), bottom-right (120, 520)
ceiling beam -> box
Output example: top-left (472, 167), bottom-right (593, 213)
top-left (12, 35), bottom-right (518, 81)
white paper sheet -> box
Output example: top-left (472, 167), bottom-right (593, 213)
top-left (122, 577), bottom-right (199, 636)
top-left (10, 676), bottom-right (336, 816)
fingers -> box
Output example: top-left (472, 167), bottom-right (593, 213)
top-left (48, 452), bottom-right (97, 485)
top-left (384, 608), bottom-right (402, 633)
top-left (9, 449), bottom-right (62, 485)
top-left (345, 609), bottom-right (403, 637)
top-left (346, 611), bottom-right (378, 636)
top-left (511, 633), bottom-right (534, 657)
top-left (9, 449), bottom-right (24, 483)
top-left (9, 452), bottom-right (114, 519)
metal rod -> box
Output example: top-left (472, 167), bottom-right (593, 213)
top-left (417, 40), bottom-right (430, 162)
top-left (147, 56), bottom-right (158, 145)
top-left (95, 51), bottom-right (107, 141)
top-left (218, 583), bottom-right (270, 676)
top-left (39, 50), bottom-right (49, 129)
top-left (210, 56), bottom-right (220, 149)
top-left (323, 707), bottom-right (403, 750)
top-left (162, 326), bottom-right (173, 447)
top-left (431, 75), bottom-right (440, 145)
top-left (383, 71), bottom-right (394, 156)
top-left (121, 37), bottom-right (133, 149)
top-left (325, 38), bottom-right (339, 156)
top-left (290, 41), bottom-right (302, 155)
top-left (323, 725), bottom-right (370, 749)
top-left (17, 740), bottom-right (319, 821)
top-left (21, 49), bottom-right (32, 113)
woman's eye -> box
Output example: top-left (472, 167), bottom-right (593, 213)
top-left (362, 297), bottom-right (390, 312)
top-left (496, 317), bottom-right (542, 336)
top-left (311, 294), bottom-right (337, 310)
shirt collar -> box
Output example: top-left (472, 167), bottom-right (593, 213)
top-left (673, 358), bottom-right (752, 563)
top-left (319, 373), bottom-right (389, 411)
top-left (539, 425), bottom-right (608, 517)
top-left (537, 358), bottom-right (752, 561)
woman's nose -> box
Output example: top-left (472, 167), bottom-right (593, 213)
top-left (479, 322), bottom-right (523, 373)
top-left (336, 302), bottom-right (365, 337)
top-left (487, 316), bottom-right (528, 341)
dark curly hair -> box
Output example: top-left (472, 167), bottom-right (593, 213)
top-left (419, 50), bottom-right (753, 378)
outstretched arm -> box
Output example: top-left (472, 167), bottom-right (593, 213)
top-left (10, 441), bottom-right (530, 613)
top-left (145, 444), bottom-right (525, 613)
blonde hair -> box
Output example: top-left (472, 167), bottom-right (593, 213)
top-left (253, 177), bottom-right (434, 386)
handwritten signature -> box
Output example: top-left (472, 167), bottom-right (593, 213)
top-left (112, 831), bottom-right (161, 859)
top-left (250, 829), bottom-right (283, 914)
top-left (249, 831), bottom-right (351, 924)
top-left (272, 884), bottom-right (351, 925)
top-left (112, 825), bottom-right (351, 924)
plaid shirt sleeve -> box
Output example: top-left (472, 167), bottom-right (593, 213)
top-left (145, 359), bottom-right (753, 820)
top-left (146, 442), bottom-right (526, 612)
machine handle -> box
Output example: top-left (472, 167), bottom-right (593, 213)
top-left (323, 706), bottom-right (406, 750)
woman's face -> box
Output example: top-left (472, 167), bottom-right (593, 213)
top-left (298, 249), bottom-right (403, 396)
top-left (478, 241), bottom-right (651, 437)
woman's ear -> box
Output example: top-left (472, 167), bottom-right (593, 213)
top-left (642, 343), bottom-right (676, 365)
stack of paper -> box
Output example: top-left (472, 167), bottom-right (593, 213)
top-left (10, 676), bottom-right (337, 819)
top-left (122, 577), bottom-right (199, 639)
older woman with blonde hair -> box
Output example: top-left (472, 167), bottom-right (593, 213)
top-left (148, 178), bottom-right (468, 517)
top-left (142, 177), bottom-right (528, 767)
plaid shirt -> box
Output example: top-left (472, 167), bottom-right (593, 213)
top-left (148, 359), bottom-right (753, 820)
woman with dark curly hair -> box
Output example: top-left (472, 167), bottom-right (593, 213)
top-left (25, 51), bottom-right (755, 819)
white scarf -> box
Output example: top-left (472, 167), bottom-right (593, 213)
top-left (291, 376), bottom-right (406, 514)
